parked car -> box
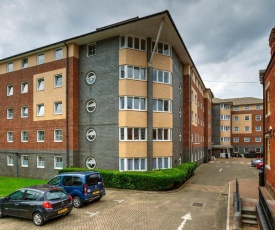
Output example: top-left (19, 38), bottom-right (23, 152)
top-left (0, 184), bottom-right (73, 226)
top-left (257, 161), bottom-right (264, 169)
top-left (47, 171), bottom-right (105, 208)
top-left (251, 158), bottom-right (263, 167)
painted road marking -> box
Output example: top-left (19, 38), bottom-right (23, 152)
top-left (86, 212), bottom-right (99, 217)
top-left (177, 212), bottom-right (192, 230)
top-left (114, 200), bottom-right (124, 203)
top-left (219, 168), bottom-right (223, 172)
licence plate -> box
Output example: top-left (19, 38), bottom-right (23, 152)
top-left (93, 190), bottom-right (100, 195)
top-left (58, 208), bottom-right (68, 214)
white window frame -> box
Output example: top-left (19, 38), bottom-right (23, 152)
top-left (120, 35), bottom-right (146, 51)
top-left (21, 131), bottom-right (28, 142)
top-left (7, 108), bottom-right (13, 119)
top-left (255, 148), bottom-right (261, 153)
top-left (37, 156), bottom-right (45, 168)
top-left (233, 137), bottom-right (239, 142)
top-left (21, 106), bottom-right (28, 118)
top-left (119, 96), bottom-right (147, 111)
top-left (86, 99), bottom-right (97, 113)
top-left (152, 41), bottom-right (171, 56)
top-left (153, 157), bottom-right (172, 169)
top-left (37, 130), bottom-right (45, 142)
top-left (21, 155), bottom-right (28, 167)
top-left (255, 115), bottom-right (261, 121)
top-left (55, 48), bottom-right (63, 60)
top-left (244, 116), bottom-right (250, 121)
top-left (7, 131), bottom-right (13, 142)
top-left (234, 106), bottom-right (239, 111)
top-left (54, 74), bottom-right (62, 87)
top-left (54, 102), bottom-right (62, 115)
top-left (7, 62), bottom-right (13, 72)
top-left (119, 65), bottom-right (147, 81)
top-left (119, 158), bottom-right (147, 171)
top-left (256, 105), bottom-right (261, 110)
top-left (244, 137), bottom-right (250, 142)
top-left (37, 53), bottom-right (44, 65)
top-left (153, 69), bottom-right (172, 84)
top-left (244, 126), bottom-right (250, 132)
top-left (234, 147), bottom-right (239, 153)
top-left (255, 137), bottom-right (261, 142)
top-left (54, 129), bottom-right (63, 142)
top-left (37, 78), bottom-right (44, 91)
top-left (37, 104), bottom-right (44, 116)
top-left (7, 155), bottom-right (14, 166)
top-left (153, 128), bottom-right (172, 141)
top-left (7, 85), bottom-right (13, 96)
top-left (54, 156), bottom-right (63, 169)
top-left (234, 127), bottom-right (239, 132)
top-left (220, 115), bottom-right (230, 120)
top-left (86, 72), bottom-right (96, 85)
top-left (87, 43), bottom-right (96, 56)
top-left (119, 127), bottom-right (147, 141)
top-left (86, 129), bottom-right (96, 142)
top-left (244, 105), bottom-right (250, 110)
top-left (22, 58), bottom-right (28, 68)
top-left (256, 126), bottom-right (261, 131)
top-left (21, 82), bottom-right (28, 93)
top-left (234, 116), bottom-right (239, 122)
top-left (153, 99), bottom-right (172, 112)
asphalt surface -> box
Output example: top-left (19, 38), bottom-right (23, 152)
top-left (0, 157), bottom-right (258, 230)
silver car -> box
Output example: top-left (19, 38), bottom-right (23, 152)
top-left (251, 158), bottom-right (263, 167)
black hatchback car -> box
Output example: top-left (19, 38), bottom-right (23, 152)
top-left (0, 184), bottom-right (73, 226)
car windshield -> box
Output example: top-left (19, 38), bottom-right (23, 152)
top-left (45, 189), bottom-right (67, 201)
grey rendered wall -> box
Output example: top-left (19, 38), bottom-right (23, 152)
top-left (212, 104), bottom-right (221, 144)
top-left (78, 36), bottom-right (119, 170)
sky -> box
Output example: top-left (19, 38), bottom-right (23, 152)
top-left (1, 0), bottom-right (274, 99)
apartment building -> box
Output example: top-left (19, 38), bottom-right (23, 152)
top-left (212, 97), bottom-right (263, 158)
top-left (257, 27), bottom-right (275, 229)
top-left (0, 11), bottom-right (213, 179)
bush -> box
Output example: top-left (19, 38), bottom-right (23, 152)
top-left (59, 162), bottom-right (197, 191)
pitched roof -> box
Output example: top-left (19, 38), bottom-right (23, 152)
top-left (212, 97), bottom-right (263, 105)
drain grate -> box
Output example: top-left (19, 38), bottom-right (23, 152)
top-left (192, 202), bottom-right (204, 207)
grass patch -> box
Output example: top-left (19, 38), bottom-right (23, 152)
top-left (0, 176), bottom-right (47, 197)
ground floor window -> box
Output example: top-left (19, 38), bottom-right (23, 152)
top-left (54, 156), bottom-right (63, 169)
top-left (21, 155), bottom-right (28, 167)
top-left (119, 158), bottom-right (147, 171)
top-left (7, 155), bottom-right (13, 166)
top-left (37, 156), bottom-right (45, 168)
top-left (153, 157), bottom-right (172, 169)
top-left (255, 148), bottom-right (261, 153)
top-left (233, 147), bottom-right (239, 153)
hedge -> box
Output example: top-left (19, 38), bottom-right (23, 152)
top-left (58, 162), bottom-right (197, 191)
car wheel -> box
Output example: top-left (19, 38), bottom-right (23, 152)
top-left (33, 212), bottom-right (45, 226)
top-left (73, 196), bottom-right (83, 208)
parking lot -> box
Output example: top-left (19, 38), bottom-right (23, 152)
top-left (1, 158), bottom-right (259, 230)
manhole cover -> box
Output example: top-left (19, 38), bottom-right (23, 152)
top-left (192, 202), bottom-right (203, 207)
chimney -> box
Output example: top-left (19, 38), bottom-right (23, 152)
top-left (269, 27), bottom-right (275, 56)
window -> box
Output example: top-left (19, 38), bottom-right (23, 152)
top-left (152, 41), bottom-right (170, 56)
top-left (153, 69), bottom-right (172, 84)
top-left (86, 129), bottom-right (96, 142)
top-left (86, 72), bottom-right (96, 85)
top-left (54, 156), bottom-right (63, 169)
top-left (255, 115), bottom-right (261, 121)
top-left (255, 137), bottom-right (261, 142)
top-left (55, 48), bottom-right (63, 60)
top-left (119, 96), bottom-right (146, 111)
top-left (244, 148), bottom-right (250, 153)
top-left (7, 108), bottom-right (13, 119)
top-left (256, 105), bottom-right (261, 110)
top-left (21, 131), bottom-right (28, 142)
top-left (119, 128), bottom-right (146, 141)
top-left (119, 65), bottom-right (146, 80)
top-left (153, 129), bottom-right (172, 141)
top-left (37, 130), bottom-right (45, 142)
top-left (7, 62), bottom-right (13, 72)
top-left (22, 58), bottom-right (28, 68)
top-left (220, 137), bottom-right (230, 142)
top-left (220, 126), bottom-right (230, 131)
top-left (120, 36), bottom-right (146, 51)
top-left (153, 157), bottom-right (172, 169)
top-left (87, 43), bottom-right (96, 56)
top-left (256, 148), bottom-right (261, 153)
top-left (220, 104), bottom-right (230, 109)
top-left (244, 105), bottom-right (250, 110)
top-left (7, 155), bottom-right (13, 166)
top-left (54, 102), bottom-right (62, 114)
top-left (234, 116), bottom-right (239, 122)
top-left (153, 99), bottom-right (172, 112)
top-left (7, 85), bottom-right (13, 96)
top-left (37, 78), bottom-right (44, 91)
top-left (233, 137), bottom-right (239, 142)
top-left (54, 129), bottom-right (63, 142)
top-left (7, 131), bottom-right (13, 142)
top-left (37, 104), bottom-right (44, 116)
top-left (244, 126), bottom-right (250, 132)
top-left (21, 155), bottom-right (28, 167)
top-left (86, 100), bottom-right (97, 113)
top-left (233, 147), bottom-right (239, 153)
top-left (119, 158), bottom-right (147, 171)
top-left (266, 86), bottom-right (270, 115)
top-left (234, 127), bottom-right (239, 132)
top-left (21, 82), bottom-right (28, 93)
top-left (244, 137), bottom-right (250, 142)
top-left (220, 115), bottom-right (230, 120)
top-left (21, 106), bottom-right (28, 118)
top-left (37, 53), bottom-right (44, 64)
top-left (37, 156), bottom-right (45, 168)
top-left (234, 106), bottom-right (239, 111)
top-left (86, 157), bottom-right (97, 169)
top-left (179, 130), bottom-right (182, 141)
top-left (256, 126), bottom-right (261, 131)
top-left (54, 75), bottom-right (62, 87)
top-left (244, 116), bottom-right (250, 121)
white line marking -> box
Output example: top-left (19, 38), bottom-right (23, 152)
top-left (177, 212), bottom-right (192, 230)
top-left (219, 168), bottom-right (223, 172)
top-left (86, 212), bottom-right (99, 217)
top-left (114, 200), bottom-right (124, 203)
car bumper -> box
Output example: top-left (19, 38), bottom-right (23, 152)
top-left (43, 203), bottom-right (73, 221)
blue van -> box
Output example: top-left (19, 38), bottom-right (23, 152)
top-left (47, 171), bottom-right (105, 208)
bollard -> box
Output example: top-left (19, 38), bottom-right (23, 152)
top-left (233, 211), bottom-right (242, 230)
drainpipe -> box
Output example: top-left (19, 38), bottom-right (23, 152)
top-left (64, 42), bottom-right (69, 167)
top-left (190, 66), bottom-right (195, 162)
top-left (260, 71), bottom-right (265, 186)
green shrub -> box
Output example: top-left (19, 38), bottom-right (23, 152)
top-left (58, 162), bottom-right (197, 191)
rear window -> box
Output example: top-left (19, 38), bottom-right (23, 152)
top-left (46, 189), bottom-right (67, 201)
top-left (86, 174), bottom-right (101, 186)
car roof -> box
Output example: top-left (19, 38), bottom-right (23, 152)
top-left (25, 184), bottom-right (62, 192)
top-left (60, 171), bottom-right (100, 176)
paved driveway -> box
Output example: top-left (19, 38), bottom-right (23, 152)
top-left (1, 157), bottom-right (258, 230)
